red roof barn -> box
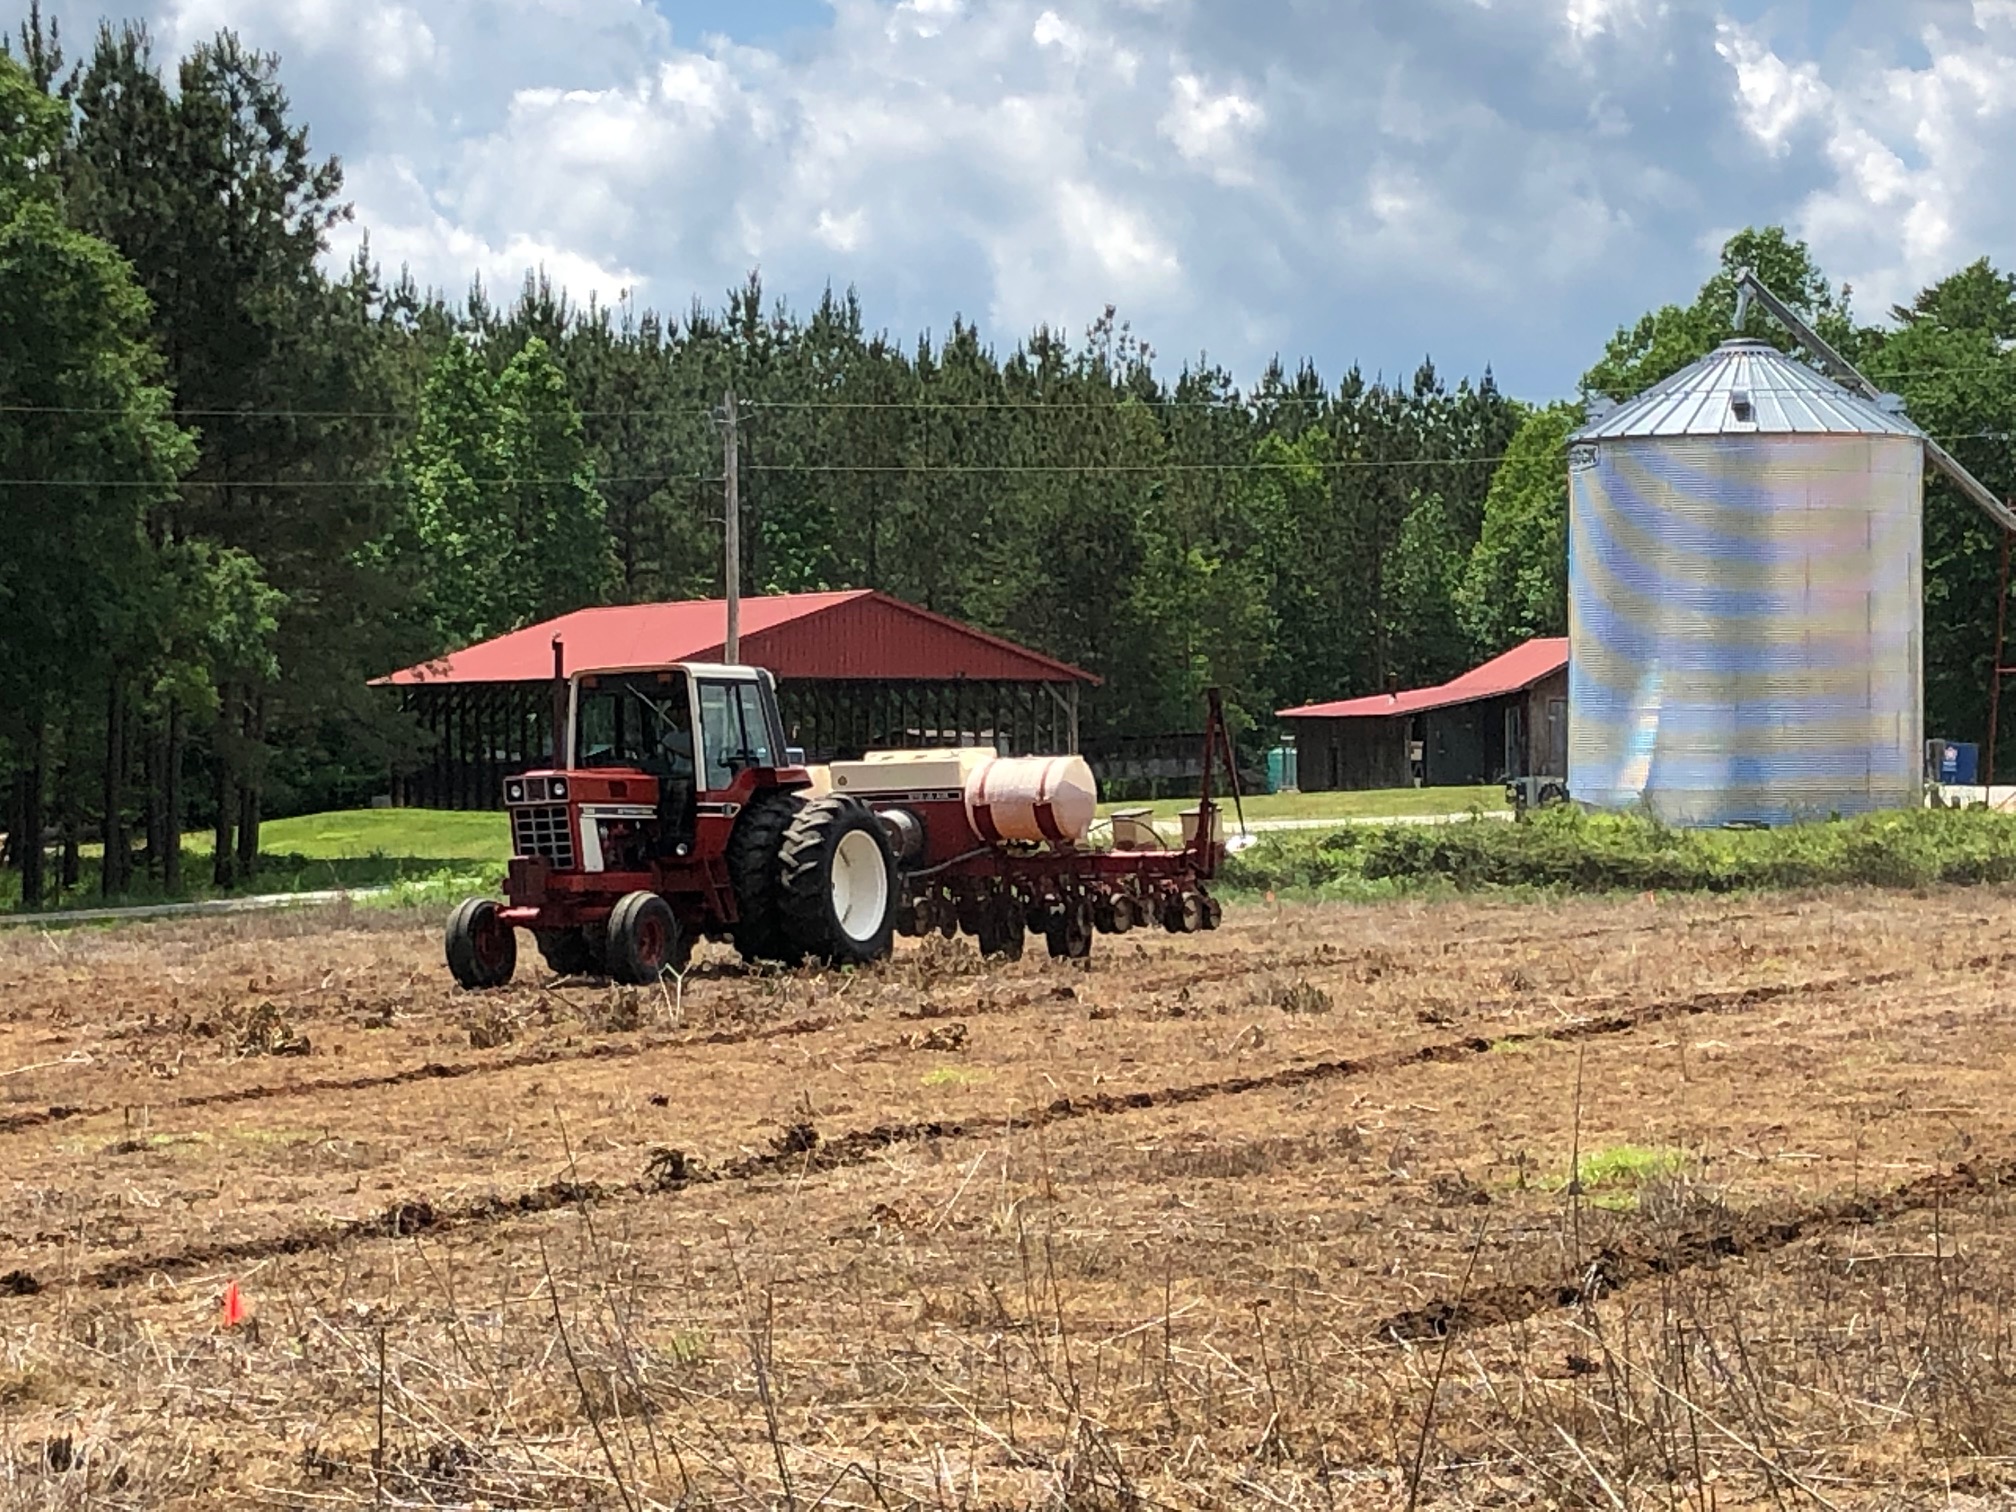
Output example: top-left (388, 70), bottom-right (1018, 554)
top-left (1278, 638), bottom-right (1568, 791)
top-left (377, 591), bottom-right (1098, 810)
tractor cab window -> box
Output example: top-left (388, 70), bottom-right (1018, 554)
top-left (575, 674), bottom-right (696, 781)
top-left (697, 678), bottom-right (778, 790)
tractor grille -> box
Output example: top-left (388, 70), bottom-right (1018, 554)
top-left (511, 805), bottom-right (575, 869)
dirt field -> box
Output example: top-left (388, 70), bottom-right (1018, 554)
top-left (3, 889), bottom-right (2015, 1509)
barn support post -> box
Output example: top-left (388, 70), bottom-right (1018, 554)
top-left (425, 691), bottom-right (443, 809)
top-left (443, 689), bottom-right (458, 811)
top-left (486, 687), bottom-right (503, 804)
top-left (434, 689), bottom-right (450, 811)
top-left (475, 687), bottom-right (490, 807)
top-left (456, 688), bottom-right (473, 810)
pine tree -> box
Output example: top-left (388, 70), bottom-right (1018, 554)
top-left (0, 52), bottom-right (193, 905)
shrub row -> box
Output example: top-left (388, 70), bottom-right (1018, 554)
top-left (1219, 806), bottom-right (2016, 898)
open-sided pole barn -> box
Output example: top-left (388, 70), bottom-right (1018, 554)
top-left (1278, 638), bottom-right (1568, 792)
top-left (373, 591), bottom-right (1098, 810)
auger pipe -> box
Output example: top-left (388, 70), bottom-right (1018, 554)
top-left (1734, 269), bottom-right (2016, 534)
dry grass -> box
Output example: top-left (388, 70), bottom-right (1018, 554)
top-left (0, 888), bottom-right (2013, 1506)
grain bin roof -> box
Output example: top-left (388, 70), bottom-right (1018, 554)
top-left (1573, 338), bottom-right (1925, 441)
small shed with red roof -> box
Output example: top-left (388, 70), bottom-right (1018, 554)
top-left (1277, 638), bottom-right (1569, 791)
top-left (375, 590), bottom-right (1097, 809)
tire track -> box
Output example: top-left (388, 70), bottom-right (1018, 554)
top-left (19, 965), bottom-right (1904, 1295)
top-left (0, 980), bottom-right (1083, 1141)
top-left (3, 913), bottom-right (1980, 1145)
top-left (0, 1013), bottom-right (853, 1139)
top-left (1373, 1157), bottom-right (2016, 1345)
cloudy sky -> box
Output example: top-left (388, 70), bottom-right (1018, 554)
top-left (28, 0), bottom-right (2016, 398)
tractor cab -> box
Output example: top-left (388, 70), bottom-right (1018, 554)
top-left (503, 662), bottom-right (805, 876)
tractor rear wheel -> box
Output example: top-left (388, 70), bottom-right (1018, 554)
top-left (727, 790), bottom-right (805, 965)
top-left (605, 891), bottom-right (689, 985)
top-left (446, 898), bottom-right (517, 990)
top-left (535, 926), bottom-right (603, 978)
top-left (778, 797), bottom-right (897, 966)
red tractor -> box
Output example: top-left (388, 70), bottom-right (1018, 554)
top-left (445, 649), bottom-right (1240, 988)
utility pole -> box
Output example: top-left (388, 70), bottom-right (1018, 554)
top-left (722, 388), bottom-right (740, 664)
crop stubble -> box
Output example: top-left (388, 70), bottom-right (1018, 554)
top-left (0, 889), bottom-right (2013, 1507)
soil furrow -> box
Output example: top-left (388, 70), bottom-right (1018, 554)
top-left (1374, 1156), bottom-right (2016, 1345)
top-left (0, 978), bottom-right (1115, 1143)
top-left (25, 965), bottom-right (1899, 1295)
top-left (0, 1012), bottom-right (850, 1138)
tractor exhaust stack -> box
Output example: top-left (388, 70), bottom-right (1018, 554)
top-left (550, 636), bottom-right (568, 770)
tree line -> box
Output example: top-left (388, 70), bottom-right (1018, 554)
top-left (4, 8), bottom-right (2016, 907)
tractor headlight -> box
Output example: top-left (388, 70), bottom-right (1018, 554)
top-left (549, 778), bottom-right (568, 799)
top-left (506, 781), bottom-right (525, 803)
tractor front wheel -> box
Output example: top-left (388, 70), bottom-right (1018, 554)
top-left (446, 898), bottom-right (517, 990)
top-left (779, 797), bottom-right (898, 966)
top-left (606, 891), bottom-right (690, 985)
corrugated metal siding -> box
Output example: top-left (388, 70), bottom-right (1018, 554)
top-left (1568, 433), bottom-right (1924, 826)
top-left (744, 595), bottom-right (1084, 682)
top-left (1575, 340), bottom-right (1923, 441)
top-left (379, 590), bottom-right (1093, 686)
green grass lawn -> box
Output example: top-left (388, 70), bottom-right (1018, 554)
top-left (2, 808), bottom-right (513, 915)
top-left (5, 786), bottom-right (1503, 915)
top-left (254, 809), bottom-right (508, 864)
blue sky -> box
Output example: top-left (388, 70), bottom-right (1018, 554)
top-left (664, 0), bottom-right (831, 47)
top-left (32, 0), bottom-right (2016, 400)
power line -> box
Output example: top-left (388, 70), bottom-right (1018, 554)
top-left (0, 429), bottom-right (2010, 489)
top-left (0, 472), bottom-right (721, 490)
top-left (1, 356), bottom-right (2012, 423)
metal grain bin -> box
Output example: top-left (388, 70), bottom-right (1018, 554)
top-left (1568, 338), bottom-right (1925, 826)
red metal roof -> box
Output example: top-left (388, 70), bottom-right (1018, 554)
top-left (1276, 637), bottom-right (1568, 720)
top-left (374, 590), bottom-right (1099, 687)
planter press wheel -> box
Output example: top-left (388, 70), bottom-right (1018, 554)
top-left (974, 891), bottom-right (1024, 961)
top-left (1162, 891), bottom-right (1205, 934)
top-left (1044, 897), bottom-right (1094, 961)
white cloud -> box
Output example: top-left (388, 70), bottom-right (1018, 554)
top-left (329, 159), bottom-right (641, 308)
top-left (33, 0), bottom-right (2016, 396)
top-left (1159, 73), bottom-right (1265, 185)
top-left (1715, 21), bottom-right (1828, 154)
top-left (1713, 3), bottom-right (2016, 317)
